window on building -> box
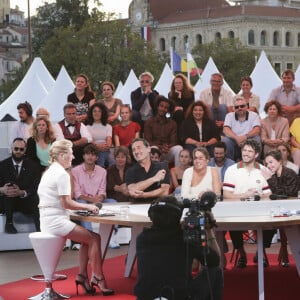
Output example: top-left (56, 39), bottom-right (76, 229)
top-left (273, 31), bottom-right (279, 46)
top-left (159, 38), bottom-right (166, 51)
top-left (171, 37), bottom-right (176, 50)
top-left (196, 34), bottom-right (202, 45)
top-left (215, 32), bottom-right (221, 41)
top-left (274, 63), bottom-right (281, 76)
top-left (287, 63), bottom-right (293, 70)
top-left (298, 33), bottom-right (300, 46)
top-left (285, 32), bottom-right (291, 47)
top-left (248, 30), bottom-right (255, 45)
top-left (184, 35), bottom-right (189, 50)
top-left (260, 31), bottom-right (266, 46)
top-left (228, 31), bottom-right (234, 39)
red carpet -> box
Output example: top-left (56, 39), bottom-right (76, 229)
top-left (1, 254), bottom-right (300, 300)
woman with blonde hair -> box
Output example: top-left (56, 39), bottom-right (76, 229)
top-left (38, 140), bottom-right (114, 296)
top-left (26, 116), bottom-right (56, 173)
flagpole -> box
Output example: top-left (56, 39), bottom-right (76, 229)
top-left (170, 47), bottom-right (174, 74)
top-left (186, 43), bottom-right (190, 82)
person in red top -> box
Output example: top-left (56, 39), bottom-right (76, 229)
top-left (113, 104), bottom-right (141, 147)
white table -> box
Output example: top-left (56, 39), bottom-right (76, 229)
top-left (71, 200), bottom-right (300, 300)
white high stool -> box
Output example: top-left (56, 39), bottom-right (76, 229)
top-left (29, 232), bottom-right (70, 300)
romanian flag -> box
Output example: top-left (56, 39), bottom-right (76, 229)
top-left (141, 26), bottom-right (151, 42)
top-left (171, 48), bottom-right (187, 72)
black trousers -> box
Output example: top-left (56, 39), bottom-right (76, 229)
top-left (230, 230), bottom-right (276, 249)
top-left (3, 195), bottom-right (40, 231)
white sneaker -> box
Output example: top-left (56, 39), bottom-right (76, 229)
top-left (109, 241), bottom-right (120, 249)
top-left (71, 243), bottom-right (81, 250)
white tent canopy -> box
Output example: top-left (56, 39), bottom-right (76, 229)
top-left (294, 64), bottom-right (300, 86)
top-left (249, 51), bottom-right (281, 115)
top-left (154, 63), bottom-right (174, 97)
top-left (0, 57), bottom-right (54, 120)
top-left (115, 69), bottom-right (139, 105)
top-left (34, 65), bottom-right (75, 122)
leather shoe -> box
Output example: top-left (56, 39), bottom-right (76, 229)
top-left (237, 256), bottom-right (247, 268)
top-left (253, 253), bottom-right (269, 267)
top-left (5, 223), bottom-right (17, 234)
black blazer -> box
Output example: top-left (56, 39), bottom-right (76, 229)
top-left (130, 87), bottom-right (159, 113)
top-left (0, 157), bottom-right (41, 198)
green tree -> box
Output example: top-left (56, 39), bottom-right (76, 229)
top-left (39, 18), bottom-right (164, 94)
top-left (193, 38), bottom-right (259, 92)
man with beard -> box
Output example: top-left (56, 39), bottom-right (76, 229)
top-left (223, 140), bottom-right (273, 268)
top-left (144, 96), bottom-right (183, 166)
top-left (125, 138), bottom-right (170, 203)
top-left (0, 138), bottom-right (41, 233)
top-left (9, 102), bottom-right (35, 144)
top-left (223, 96), bottom-right (261, 161)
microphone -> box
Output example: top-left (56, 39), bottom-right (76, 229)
top-left (95, 203), bottom-right (103, 210)
top-left (270, 194), bottom-right (288, 200)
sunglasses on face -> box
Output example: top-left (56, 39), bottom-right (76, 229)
top-left (14, 147), bottom-right (25, 152)
top-left (234, 104), bottom-right (246, 109)
top-left (140, 80), bottom-right (150, 84)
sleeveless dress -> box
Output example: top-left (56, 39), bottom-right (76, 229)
top-left (181, 166), bottom-right (213, 200)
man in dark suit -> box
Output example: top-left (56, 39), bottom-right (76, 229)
top-left (0, 138), bottom-right (41, 234)
top-left (131, 71), bottom-right (159, 132)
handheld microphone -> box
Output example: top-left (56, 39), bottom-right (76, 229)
top-left (269, 194), bottom-right (288, 200)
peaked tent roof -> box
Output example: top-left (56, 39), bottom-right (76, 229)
top-left (154, 63), bottom-right (174, 97)
top-left (0, 57), bottom-right (54, 120)
top-left (34, 66), bottom-right (75, 122)
top-left (294, 64), bottom-right (300, 86)
top-left (194, 57), bottom-right (234, 100)
top-left (115, 81), bottom-right (123, 97)
top-left (115, 69), bottom-right (139, 105)
top-left (249, 51), bottom-right (281, 115)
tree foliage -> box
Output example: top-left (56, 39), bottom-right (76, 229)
top-left (193, 38), bottom-right (259, 92)
top-left (39, 18), bottom-right (164, 94)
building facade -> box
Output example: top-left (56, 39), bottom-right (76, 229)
top-left (128, 0), bottom-right (300, 73)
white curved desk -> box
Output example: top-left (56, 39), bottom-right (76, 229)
top-left (70, 200), bottom-right (300, 300)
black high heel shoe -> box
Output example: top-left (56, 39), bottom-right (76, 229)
top-left (75, 274), bottom-right (96, 296)
top-left (91, 276), bottom-right (114, 296)
top-left (278, 245), bottom-right (290, 267)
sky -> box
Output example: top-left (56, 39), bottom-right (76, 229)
top-left (10, 0), bottom-right (132, 18)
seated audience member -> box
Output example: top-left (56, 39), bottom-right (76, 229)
top-left (181, 147), bottom-right (221, 200)
top-left (125, 138), bottom-right (170, 203)
top-left (208, 141), bottom-right (235, 183)
top-left (113, 104), bottom-right (141, 147)
top-left (144, 96), bottom-right (183, 166)
top-left (67, 74), bottom-right (95, 123)
top-left (199, 73), bottom-right (234, 136)
top-left (135, 196), bottom-right (223, 300)
top-left (10, 101), bottom-right (34, 145)
top-left (268, 69), bottom-right (300, 125)
top-left (263, 150), bottom-right (300, 267)
top-left (223, 96), bottom-right (261, 161)
top-left (150, 147), bottom-right (161, 162)
top-left (260, 100), bottom-right (289, 156)
top-left (168, 73), bottom-right (195, 129)
top-left (170, 149), bottom-right (192, 195)
top-left (71, 143), bottom-right (107, 232)
top-left (289, 117), bottom-right (300, 168)
top-left (26, 116), bottom-right (56, 173)
top-left (59, 103), bottom-right (92, 166)
top-left (98, 81), bottom-right (122, 126)
top-left (180, 100), bottom-right (219, 157)
top-left (277, 143), bottom-right (299, 175)
top-left (131, 71), bottom-right (159, 131)
top-left (106, 146), bottom-right (132, 203)
top-left (223, 140), bottom-right (273, 268)
top-left (86, 102), bottom-right (114, 168)
top-left (0, 138), bottom-right (40, 233)
top-left (36, 107), bottom-right (64, 141)
top-left (234, 76), bottom-right (260, 113)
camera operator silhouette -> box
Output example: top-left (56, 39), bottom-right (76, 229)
top-left (134, 195), bottom-right (223, 300)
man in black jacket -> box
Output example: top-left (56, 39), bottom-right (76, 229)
top-left (0, 138), bottom-right (41, 233)
top-left (134, 196), bottom-right (223, 300)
